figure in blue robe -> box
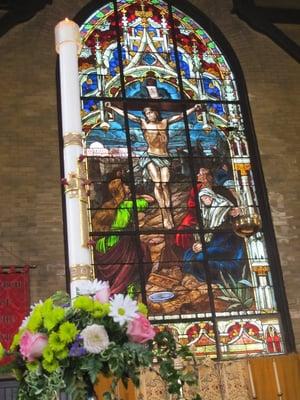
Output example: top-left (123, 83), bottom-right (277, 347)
top-left (183, 187), bottom-right (245, 284)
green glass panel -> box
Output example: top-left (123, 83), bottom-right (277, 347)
top-left (96, 11), bottom-right (105, 18)
top-left (77, 1), bottom-right (283, 361)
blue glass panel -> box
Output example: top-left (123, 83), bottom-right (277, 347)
top-left (78, 1), bottom-right (284, 357)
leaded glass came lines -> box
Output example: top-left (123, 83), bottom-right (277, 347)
top-left (78, 0), bottom-right (284, 359)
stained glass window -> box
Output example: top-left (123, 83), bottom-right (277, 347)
top-left (78, 0), bottom-right (285, 359)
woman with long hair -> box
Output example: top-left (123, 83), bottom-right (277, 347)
top-left (93, 179), bottom-right (153, 294)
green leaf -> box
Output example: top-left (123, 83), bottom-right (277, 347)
top-left (227, 303), bottom-right (240, 310)
top-left (236, 286), bottom-right (243, 302)
top-left (181, 371), bottom-right (198, 385)
top-left (219, 287), bottom-right (232, 297)
top-left (244, 298), bottom-right (254, 308)
top-left (51, 291), bottom-right (70, 306)
top-left (242, 264), bottom-right (247, 279)
top-left (228, 273), bottom-right (238, 288)
top-left (167, 381), bottom-right (181, 394)
top-left (238, 279), bottom-right (252, 287)
top-left (128, 371), bottom-right (140, 387)
top-left (103, 391), bottom-right (112, 400)
top-left (217, 295), bottom-right (234, 302)
top-left (178, 345), bottom-right (193, 358)
top-left (193, 394), bottom-right (202, 400)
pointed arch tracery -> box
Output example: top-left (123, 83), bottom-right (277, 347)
top-left (76, 0), bottom-right (288, 359)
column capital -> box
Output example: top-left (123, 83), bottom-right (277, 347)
top-left (252, 265), bottom-right (270, 276)
top-left (234, 162), bottom-right (251, 176)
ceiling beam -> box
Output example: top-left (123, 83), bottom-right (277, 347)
top-left (256, 6), bottom-right (300, 24)
top-left (0, 0), bottom-right (52, 37)
top-left (232, 0), bottom-right (300, 62)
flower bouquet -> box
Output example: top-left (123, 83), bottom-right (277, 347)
top-left (0, 281), bottom-right (200, 400)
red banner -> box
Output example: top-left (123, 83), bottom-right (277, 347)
top-left (0, 266), bottom-right (30, 364)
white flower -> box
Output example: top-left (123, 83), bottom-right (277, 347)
top-left (20, 315), bottom-right (30, 329)
top-left (79, 279), bottom-right (110, 295)
top-left (109, 294), bottom-right (137, 326)
top-left (30, 300), bottom-right (43, 310)
top-left (80, 324), bottom-right (110, 354)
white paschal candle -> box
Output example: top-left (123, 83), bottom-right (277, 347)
top-left (55, 19), bottom-right (93, 298)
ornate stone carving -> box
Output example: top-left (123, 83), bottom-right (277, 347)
top-left (135, 357), bottom-right (253, 400)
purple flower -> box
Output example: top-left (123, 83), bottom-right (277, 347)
top-left (69, 336), bottom-right (87, 357)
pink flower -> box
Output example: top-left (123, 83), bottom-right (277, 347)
top-left (94, 282), bottom-right (111, 304)
top-left (126, 313), bottom-right (156, 344)
top-left (20, 331), bottom-right (48, 362)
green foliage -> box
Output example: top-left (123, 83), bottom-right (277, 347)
top-left (50, 291), bottom-right (71, 307)
top-left (217, 266), bottom-right (254, 310)
top-left (0, 291), bottom-right (201, 399)
top-left (17, 368), bottom-right (65, 400)
top-left (103, 391), bottom-right (113, 400)
top-left (82, 356), bottom-right (104, 383)
top-left (0, 352), bottom-right (26, 376)
top-left (151, 331), bottom-right (200, 399)
top-left (193, 395), bottom-right (202, 400)
top-left (126, 283), bottom-right (140, 299)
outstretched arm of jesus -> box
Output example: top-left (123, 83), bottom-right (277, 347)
top-left (105, 102), bottom-right (142, 124)
top-left (167, 104), bottom-right (202, 125)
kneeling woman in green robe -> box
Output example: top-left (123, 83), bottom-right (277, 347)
top-left (93, 178), bottom-right (154, 294)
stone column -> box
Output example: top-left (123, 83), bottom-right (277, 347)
top-left (55, 19), bottom-right (94, 298)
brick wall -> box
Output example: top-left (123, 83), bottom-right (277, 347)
top-left (0, 0), bottom-right (299, 350)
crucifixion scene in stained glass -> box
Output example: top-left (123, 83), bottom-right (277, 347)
top-left (78, 0), bottom-right (284, 358)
